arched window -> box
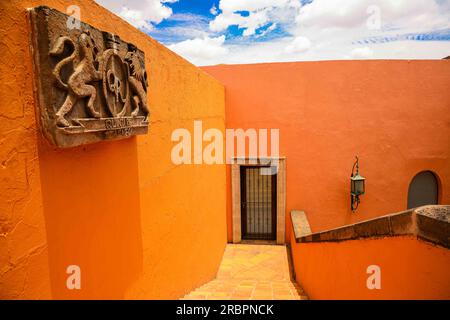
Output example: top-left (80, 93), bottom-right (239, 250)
top-left (407, 171), bottom-right (439, 209)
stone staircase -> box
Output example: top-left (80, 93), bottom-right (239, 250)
top-left (182, 244), bottom-right (308, 300)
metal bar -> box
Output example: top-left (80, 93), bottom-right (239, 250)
top-left (253, 167), bottom-right (256, 238)
top-left (243, 167), bottom-right (246, 237)
top-left (248, 167), bottom-right (251, 237)
top-left (264, 170), bottom-right (267, 238)
top-left (265, 171), bottom-right (268, 237)
top-left (257, 167), bottom-right (261, 238)
top-left (261, 169), bottom-right (263, 239)
top-left (265, 171), bottom-right (267, 238)
top-left (262, 169), bottom-right (265, 239)
top-left (257, 168), bottom-right (260, 239)
top-left (269, 171), bottom-right (272, 238)
top-left (251, 167), bottom-right (254, 236)
top-left (272, 172), bottom-right (277, 239)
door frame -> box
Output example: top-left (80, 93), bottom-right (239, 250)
top-left (231, 157), bottom-right (286, 244)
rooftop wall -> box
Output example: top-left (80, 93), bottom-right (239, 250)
top-left (203, 61), bottom-right (450, 242)
top-left (289, 206), bottom-right (450, 299)
top-left (290, 232), bottom-right (450, 299)
top-left (0, 0), bottom-right (226, 299)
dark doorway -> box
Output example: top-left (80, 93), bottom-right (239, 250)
top-left (240, 166), bottom-right (277, 240)
top-left (407, 171), bottom-right (439, 209)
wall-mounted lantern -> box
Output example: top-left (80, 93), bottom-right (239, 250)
top-left (350, 156), bottom-right (365, 212)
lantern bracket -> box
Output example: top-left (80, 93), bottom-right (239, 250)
top-left (350, 156), bottom-right (365, 212)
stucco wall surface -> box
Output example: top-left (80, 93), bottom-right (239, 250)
top-left (0, 0), bottom-right (226, 299)
top-left (203, 61), bottom-right (450, 242)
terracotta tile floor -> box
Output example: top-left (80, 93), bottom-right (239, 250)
top-left (181, 244), bottom-right (308, 300)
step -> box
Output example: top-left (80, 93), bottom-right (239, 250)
top-left (181, 244), bottom-right (309, 300)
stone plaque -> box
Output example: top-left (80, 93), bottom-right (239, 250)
top-left (29, 6), bottom-right (150, 148)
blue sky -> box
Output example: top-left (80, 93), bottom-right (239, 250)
top-left (148, 1), bottom-right (221, 44)
top-left (96, 0), bottom-right (450, 66)
top-left (149, 0), bottom-right (290, 44)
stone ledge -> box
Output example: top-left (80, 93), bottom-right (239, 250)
top-left (291, 205), bottom-right (449, 249)
top-left (291, 211), bottom-right (312, 238)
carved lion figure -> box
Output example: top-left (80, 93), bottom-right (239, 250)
top-left (124, 47), bottom-right (149, 120)
top-left (50, 31), bottom-right (102, 127)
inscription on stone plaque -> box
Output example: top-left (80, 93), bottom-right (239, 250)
top-left (29, 6), bottom-right (150, 148)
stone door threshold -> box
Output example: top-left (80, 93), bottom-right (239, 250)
top-left (239, 240), bottom-right (278, 245)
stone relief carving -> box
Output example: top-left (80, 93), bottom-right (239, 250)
top-left (29, 6), bottom-right (150, 148)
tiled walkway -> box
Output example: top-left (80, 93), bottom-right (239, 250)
top-left (182, 244), bottom-right (308, 300)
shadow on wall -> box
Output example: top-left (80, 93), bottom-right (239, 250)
top-left (37, 133), bottom-right (143, 299)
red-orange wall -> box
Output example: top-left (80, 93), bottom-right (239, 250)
top-left (0, 0), bottom-right (226, 299)
top-left (203, 61), bottom-right (450, 242)
top-left (290, 231), bottom-right (450, 299)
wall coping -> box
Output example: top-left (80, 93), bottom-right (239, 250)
top-left (291, 205), bottom-right (449, 249)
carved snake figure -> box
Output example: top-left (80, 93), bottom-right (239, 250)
top-left (50, 31), bottom-right (102, 127)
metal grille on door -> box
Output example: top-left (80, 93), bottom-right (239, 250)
top-left (240, 166), bottom-right (277, 240)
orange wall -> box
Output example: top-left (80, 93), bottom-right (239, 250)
top-left (290, 231), bottom-right (450, 299)
top-left (0, 0), bottom-right (226, 299)
top-left (203, 61), bottom-right (450, 242)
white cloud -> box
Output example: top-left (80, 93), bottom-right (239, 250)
top-left (95, 0), bottom-right (177, 30)
top-left (210, 5), bottom-right (219, 16)
top-left (296, 0), bottom-right (368, 28)
top-left (285, 36), bottom-right (311, 53)
top-left (295, 0), bottom-right (449, 32)
top-left (350, 46), bottom-right (373, 59)
top-left (288, 0), bottom-right (450, 63)
top-left (218, 0), bottom-right (300, 13)
top-left (149, 13), bottom-right (211, 43)
top-left (97, 0), bottom-right (450, 66)
top-left (267, 23), bottom-right (278, 32)
top-left (176, 38), bottom-right (450, 67)
top-left (256, 23), bottom-right (278, 38)
top-left (210, 0), bottom-right (300, 36)
top-left (168, 36), bottom-right (229, 65)
top-left (242, 10), bottom-right (270, 36)
top-left (209, 12), bottom-right (246, 33)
